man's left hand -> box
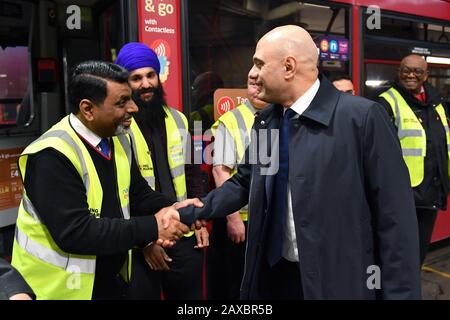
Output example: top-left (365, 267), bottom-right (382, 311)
top-left (173, 198), bottom-right (204, 210)
top-left (194, 227), bottom-right (209, 249)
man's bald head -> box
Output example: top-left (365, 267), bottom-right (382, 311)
top-left (260, 25), bottom-right (319, 72)
top-left (248, 25), bottom-right (319, 107)
top-left (400, 54), bottom-right (427, 70)
top-left (398, 54), bottom-right (429, 94)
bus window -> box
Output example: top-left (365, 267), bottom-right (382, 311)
top-left (0, 47), bottom-right (29, 126)
top-left (186, 0), bottom-right (350, 122)
top-left (365, 14), bottom-right (450, 44)
top-left (363, 13), bottom-right (450, 100)
top-left (429, 66), bottom-right (450, 100)
top-left (364, 44), bottom-right (450, 101)
top-left (0, 0), bottom-right (33, 130)
top-left (60, 0), bottom-right (124, 115)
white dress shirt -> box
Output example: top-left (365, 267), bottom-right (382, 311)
top-left (282, 78), bottom-right (320, 262)
top-left (69, 113), bottom-right (105, 152)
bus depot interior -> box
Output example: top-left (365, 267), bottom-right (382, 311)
top-left (0, 0), bottom-right (449, 296)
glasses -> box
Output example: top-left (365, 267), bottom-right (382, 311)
top-left (399, 67), bottom-right (426, 77)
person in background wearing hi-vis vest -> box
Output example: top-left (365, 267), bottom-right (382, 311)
top-left (115, 43), bottom-right (209, 300)
top-left (377, 54), bottom-right (450, 266)
top-left (11, 61), bottom-right (199, 300)
top-left (208, 78), bottom-right (269, 299)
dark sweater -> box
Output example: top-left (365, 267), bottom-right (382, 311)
top-left (0, 258), bottom-right (34, 300)
top-left (138, 120), bottom-right (177, 201)
top-left (23, 137), bottom-right (174, 299)
top-left (136, 115), bottom-right (208, 199)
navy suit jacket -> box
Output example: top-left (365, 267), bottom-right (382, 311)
top-left (179, 76), bottom-right (421, 299)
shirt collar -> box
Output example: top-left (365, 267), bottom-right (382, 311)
top-left (69, 113), bottom-right (103, 148)
top-left (286, 79), bottom-right (320, 116)
top-left (419, 86), bottom-right (425, 94)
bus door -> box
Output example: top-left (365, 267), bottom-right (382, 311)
top-left (57, 0), bottom-right (127, 114)
top-left (0, 0), bottom-right (37, 230)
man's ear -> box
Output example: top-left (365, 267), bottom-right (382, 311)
top-left (284, 56), bottom-right (296, 80)
top-left (79, 99), bottom-right (95, 121)
top-left (423, 70), bottom-right (429, 82)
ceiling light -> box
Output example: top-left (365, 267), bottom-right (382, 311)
top-left (298, 2), bottom-right (329, 9)
top-left (426, 56), bottom-right (450, 65)
top-left (365, 80), bottom-right (385, 87)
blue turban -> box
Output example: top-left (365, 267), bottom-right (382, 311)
top-left (115, 42), bottom-right (160, 74)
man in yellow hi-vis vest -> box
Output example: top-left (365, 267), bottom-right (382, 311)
top-left (208, 79), bottom-right (268, 299)
top-left (378, 54), bottom-right (450, 265)
top-left (116, 43), bottom-right (208, 300)
top-left (11, 61), bottom-right (194, 300)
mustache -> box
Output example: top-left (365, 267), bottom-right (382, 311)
top-left (135, 88), bottom-right (155, 96)
top-left (132, 84), bottom-right (166, 107)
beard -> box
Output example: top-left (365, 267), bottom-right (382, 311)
top-left (132, 84), bottom-right (168, 130)
top-left (115, 123), bottom-right (129, 135)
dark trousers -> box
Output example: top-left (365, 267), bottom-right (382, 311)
top-left (127, 235), bottom-right (204, 300)
top-left (92, 275), bottom-right (127, 300)
top-left (207, 218), bottom-right (246, 300)
top-left (416, 208), bottom-right (438, 265)
top-left (268, 258), bottom-right (303, 300)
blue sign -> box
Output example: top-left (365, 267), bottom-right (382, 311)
top-left (329, 40), bottom-right (338, 53)
top-left (318, 36), bottom-right (349, 61)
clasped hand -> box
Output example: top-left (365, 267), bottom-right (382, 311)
top-left (154, 198), bottom-right (207, 247)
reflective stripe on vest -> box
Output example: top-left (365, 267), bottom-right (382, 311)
top-left (211, 102), bottom-right (256, 221)
top-left (15, 227), bottom-right (96, 274)
top-left (129, 106), bottom-right (188, 202)
top-left (379, 88), bottom-right (450, 187)
top-left (129, 106), bottom-right (193, 236)
top-left (11, 115), bottom-right (132, 299)
top-left (17, 194), bottom-right (96, 275)
top-left (114, 133), bottom-right (132, 219)
top-left (434, 101), bottom-right (450, 181)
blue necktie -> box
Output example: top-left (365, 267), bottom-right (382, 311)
top-left (98, 138), bottom-right (110, 157)
top-left (267, 108), bottom-right (296, 267)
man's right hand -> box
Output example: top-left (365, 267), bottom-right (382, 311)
top-left (143, 243), bottom-right (172, 271)
top-left (227, 211), bottom-right (245, 244)
top-left (154, 206), bottom-right (190, 247)
top-left (9, 293), bottom-right (33, 300)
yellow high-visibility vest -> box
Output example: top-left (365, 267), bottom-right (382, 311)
top-left (11, 115), bottom-right (132, 300)
top-left (211, 102), bottom-right (256, 221)
top-left (129, 106), bottom-right (194, 236)
top-left (380, 87), bottom-right (450, 187)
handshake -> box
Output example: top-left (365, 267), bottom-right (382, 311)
top-left (154, 198), bottom-right (206, 247)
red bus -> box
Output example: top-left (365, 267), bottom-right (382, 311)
top-left (0, 0), bottom-right (449, 250)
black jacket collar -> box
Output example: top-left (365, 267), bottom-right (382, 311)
top-left (256, 74), bottom-right (340, 127)
top-left (393, 80), bottom-right (444, 106)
